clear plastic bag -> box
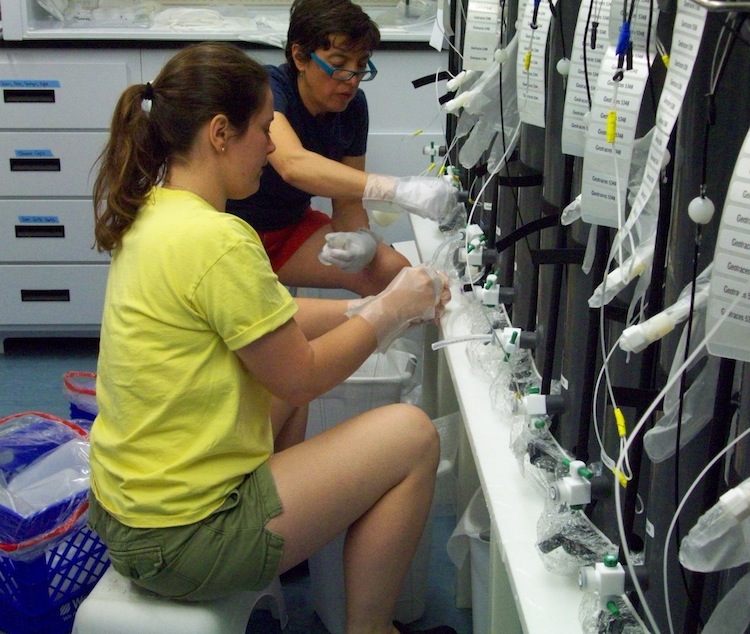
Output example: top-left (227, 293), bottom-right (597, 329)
top-left (63, 370), bottom-right (98, 421)
top-left (679, 477), bottom-right (750, 572)
top-left (0, 412), bottom-right (89, 561)
top-left (579, 592), bottom-right (648, 633)
top-left (536, 505), bottom-right (615, 575)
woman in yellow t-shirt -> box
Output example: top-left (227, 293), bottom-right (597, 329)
top-left (88, 41), bottom-right (454, 634)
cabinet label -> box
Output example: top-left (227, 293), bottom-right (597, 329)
top-left (0, 80), bottom-right (60, 88)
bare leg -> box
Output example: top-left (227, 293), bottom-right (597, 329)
top-left (265, 403), bottom-right (439, 634)
top-left (276, 225), bottom-right (410, 296)
top-left (270, 397), bottom-right (308, 451)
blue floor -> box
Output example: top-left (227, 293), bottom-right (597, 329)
top-left (0, 336), bottom-right (473, 634)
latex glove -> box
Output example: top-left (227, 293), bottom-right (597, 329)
top-left (363, 174), bottom-right (459, 224)
top-left (348, 266), bottom-right (451, 351)
top-left (318, 229), bottom-right (381, 273)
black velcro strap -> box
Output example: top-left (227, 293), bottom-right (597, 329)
top-left (495, 213), bottom-right (560, 253)
top-left (412, 70), bottom-right (452, 88)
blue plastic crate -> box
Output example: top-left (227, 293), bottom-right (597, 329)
top-left (0, 525), bottom-right (110, 634)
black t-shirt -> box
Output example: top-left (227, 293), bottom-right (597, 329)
top-left (226, 63), bottom-right (369, 231)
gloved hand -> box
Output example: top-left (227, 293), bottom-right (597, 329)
top-left (363, 174), bottom-right (460, 224)
top-left (347, 266), bottom-right (451, 351)
top-left (318, 229), bottom-right (381, 272)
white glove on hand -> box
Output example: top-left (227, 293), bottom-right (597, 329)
top-left (318, 229), bottom-right (381, 273)
top-left (347, 266), bottom-right (451, 351)
top-left (363, 174), bottom-right (459, 224)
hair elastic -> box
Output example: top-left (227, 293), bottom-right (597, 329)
top-left (142, 82), bottom-right (154, 113)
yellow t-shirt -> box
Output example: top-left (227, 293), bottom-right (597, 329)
top-left (90, 187), bottom-right (297, 528)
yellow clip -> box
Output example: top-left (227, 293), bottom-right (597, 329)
top-left (614, 408), bottom-right (627, 437)
top-left (661, 53), bottom-right (670, 69)
top-left (426, 163), bottom-right (436, 173)
top-left (412, 129), bottom-right (423, 136)
top-left (606, 111), bottom-right (617, 143)
top-left (614, 467), bottom-right (628, 488)
top-left (524, 50), bottom-right (532, 72)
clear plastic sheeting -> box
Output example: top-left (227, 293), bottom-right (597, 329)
top-left (536, 506), bottom-right (615, 575)
top-left (619, 263), bottom-right (712, 354)
top-left (509, 424), bottom-right (571, 497)
top-left (701, 571), bottom-right (750, 634)
top-left (588, 129), bottom-right (662, 310)
top-left (373, 0), bottom-right (437, 28)
top-left (579, 592), bottom-right (648, 634)
top-left (679, 476), bottom-right (750, 573)
top-left (452, 45), bottom-right (521, 172)
top-left (0, 413), bottom-right (89, 562)
top-left (643, 308), bottom-right (719, 463)
top-left (38, 0), bottom-right (160, 27)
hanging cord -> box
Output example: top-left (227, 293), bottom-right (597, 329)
top-left (672, 223), bottom-right (705, 630)
top-left (666, 16), bottom-right (741, 630)
top-left (645, 0), bottom-right (658, 114)
top-left (550, 0), bottom-right (568, 60)
top-left (582, 0), bottom-right (597, 108)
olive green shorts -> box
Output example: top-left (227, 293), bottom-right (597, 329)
top-left (87, 462), bottom-right (285, 601)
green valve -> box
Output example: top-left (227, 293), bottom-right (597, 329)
top-left (606, 600), bottom-right (620, 617)
top-left (533, 418), bottom-right (546, 429)
top-left (604, 554), bottom-right (619, 567)
top-left (527, 386), bottom-right (540, 394)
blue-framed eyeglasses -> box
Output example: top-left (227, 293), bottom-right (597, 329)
top-left (309, 52), bottom-right (378, 82)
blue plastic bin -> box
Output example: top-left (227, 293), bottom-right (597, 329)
top-left (0, 412), bottom-right (89, 547)
top-left (0, 411), bottom-right (108, 633)
top-left (0, 525), bottom-right (109, 633)
top-left (62, 372), bottom-right (97, 422)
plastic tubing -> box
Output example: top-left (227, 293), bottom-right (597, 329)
top-left (613, 283), bottom-right (750, 634)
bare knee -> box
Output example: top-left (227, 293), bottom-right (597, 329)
top-left (390, 403), bottom-right (440, 471)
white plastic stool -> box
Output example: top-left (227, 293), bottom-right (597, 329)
top-left (72, 566), bottom-right (288, 634)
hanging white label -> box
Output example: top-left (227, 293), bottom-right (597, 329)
top-left (580, 0), bottom-right (658, 227)
top-left (562, 0), bottom-right (613, 156)
top-left (463, 0), bottom-right (501, 70)
top-left (707, 130), bottom-right (750, 362)
top-left (626, 0), bottom-right (707, 234)
top-left (516, 0), bottom-right (557, 128)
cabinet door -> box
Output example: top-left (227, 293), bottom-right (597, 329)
top-left (0, 264), bottom-right (108, 326)
top-left (0, 200), bottom-right (110, 263)
top-left (0, 51), bottom-right (141, 129)
top-left (0, 131), bottom-right (107, 197)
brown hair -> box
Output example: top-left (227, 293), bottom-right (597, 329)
top-left (285, 0), bottom-right (380, 72)
top-left (92, 42), bottom-right (269, 253)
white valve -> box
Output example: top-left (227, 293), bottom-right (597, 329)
top-left (579, 555), bottom-right (625, 609)
top-left (496, 326), bottom-right (522, 357)
top-left (549, 460), bottom-right (592, 506)
top-left (475, 273), bottom-right (500, 306)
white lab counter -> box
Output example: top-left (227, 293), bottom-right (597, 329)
top-left (410, 215), bottom-right (584, 633)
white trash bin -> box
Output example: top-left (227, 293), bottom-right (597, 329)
top-left (447, 486), bottom-right (491, 634)
top-left (305, 348), bottom-right (431, 634)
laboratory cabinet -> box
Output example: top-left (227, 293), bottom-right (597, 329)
top-left (0, 49), bottom-right (140, 350)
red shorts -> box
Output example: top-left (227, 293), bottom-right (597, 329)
top-left (257, 207), bottom-right (332, 271)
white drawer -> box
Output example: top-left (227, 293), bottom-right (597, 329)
top-left (0, 50), bottom-right (141, 130)
top-left (0, 263), bottom-right (108, 326)
top-left (0, 131), bottom-right (107, 197)
top-left (0, 200), bottom-right (110, 263)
